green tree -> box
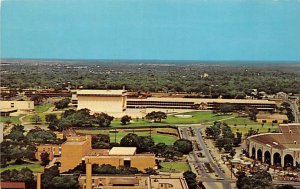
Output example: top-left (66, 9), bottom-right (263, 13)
top-left (41, 166), bottom-right (60, 189)
top-left (26, 129), bottom-right (57, 143)
top-left (40, 152), bottom-right (50, 166)
top-left (54, 98), bottom-right (70, 109)
top-left (120, 133), bottom-right (140, 148)
top-left (31, 114), bottom-right (42, 124)
top-left (173, 139), bottom-right (193, 154)
top-left (93, 112), bottom-right (114, 127)
top-left (183, 171), bottom-right (198, 189)
top-left (49, 175), bottom-right (79, 189)
top-left (1, 168), bottom-right (36, 189)
top-left (145, 111), bottom-right (167, 122)
top-left (120, 115), bottom-right (132, 125)
top-left (45, 114), bottom-right (58, 123)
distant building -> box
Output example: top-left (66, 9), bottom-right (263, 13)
top-left (0, 100), bottom-right (34, 116)
top-left (127, 97), bottom-right (277, 112)
top-left (247, 124), bottom-right (300, 167)
top-left (256, 113), bottom-right (288, 124)
top-left (79, 173), bottom-right (189, 189)
top-left (72, 90), bottom-right (127, 117)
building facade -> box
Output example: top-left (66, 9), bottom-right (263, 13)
top-left (0, 100), bottom-right (34, 116)
top-left (72, 90), bottom-right (127, 117)
top-left (246, 124), bottom-right (300, 167)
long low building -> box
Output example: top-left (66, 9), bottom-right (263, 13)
top-left (72, 90), bottom-right (277, 117)
top-left (246, 124), bottom-right (300, 167)
top-left (127, 97), bottom-right (277, 111)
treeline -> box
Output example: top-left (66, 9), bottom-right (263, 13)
top-left (1, 63), bottom-right (300, 95)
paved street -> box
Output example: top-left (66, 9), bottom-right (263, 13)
top-left (180, 126), bottom-right (234, 189)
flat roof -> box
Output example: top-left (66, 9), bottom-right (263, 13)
top-left (109, 147), bottom-right (136, 156)
top-left (128, 97), bottom-right (276, 105)
top-left (77, 90), bottom-right (126, 96)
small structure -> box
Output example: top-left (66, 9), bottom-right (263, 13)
top-left (256, 113), bottom-right (288, 124)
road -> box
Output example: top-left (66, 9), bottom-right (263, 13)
top-left (180, 126), bottom-right (233, 189)
top-left (284, 97), bottom-right (299, 123)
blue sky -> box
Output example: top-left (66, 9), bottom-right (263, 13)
top-left (1, 0), bottom-right (300, 61)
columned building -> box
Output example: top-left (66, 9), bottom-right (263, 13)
top-left (247, 124), bottom-right (300, 167)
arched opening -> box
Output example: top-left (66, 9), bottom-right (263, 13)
top-left (284, 154), bottom-right (294, 167)
top-left (264, 151), bottom-right (271, 164)
top-left (257, 149), bottom-right (263, 161)
top-left (273, 152), bottom-right (281, 167)
top-left (251, 147), bottom-right (256, 158)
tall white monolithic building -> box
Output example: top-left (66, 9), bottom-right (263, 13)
top-left (72, 90), bottom-right (127, 117)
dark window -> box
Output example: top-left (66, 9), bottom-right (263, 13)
top-left (124, 160), bottom-right (131, 167)
top-left (11, 103), bottom-right (14, 108)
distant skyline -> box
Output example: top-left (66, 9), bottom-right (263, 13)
top-left (1, 0), bottom-right (300, 61)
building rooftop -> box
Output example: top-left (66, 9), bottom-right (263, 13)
top-left (77, 90), bottom-right (126, 96)
top-left (109, 147), bottom-right (137, 156)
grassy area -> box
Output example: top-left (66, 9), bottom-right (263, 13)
top-left (75, 130), bottom-right (177, 145)
top-left (110, 111), bottom-right (234, 127)
top-left (160, 162), bottom-right (190, 173)
top-left (0, 115), bottom-right (22, 124)
top-left (221, 116), bottom-right (278, 134)
top-left (231, 125), bottom-right (278, 134)
top-left (0, 163), bottom-right (44, 173)
top-left (34, 103), bottom-right (54, 113)
top-left (166, 111), bottom-right (233, 124)
top-left (23, 112), bottom-right (61, 123)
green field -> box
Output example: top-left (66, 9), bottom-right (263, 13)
top-left (0, 163), bottom-right (44, 173)
top-left (160, 162), bottom-right (190, 173)
top-left (34, 103), bottom-right (54, 113)
top-left (166, 111), bottom-right (233, 124)
top-left (75, 130), bottom-right (177, 145)
top-left (0, 115), bottom-right (22, 124)
top-left (110, 111), bottom-right (234, 127)
top-left (221, 116), bottom-right (278, 134)
top-left (23, 112), bottom-right (61, 123)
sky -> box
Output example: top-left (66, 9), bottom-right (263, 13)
top-left (1, 0), bottom-right (300, 61)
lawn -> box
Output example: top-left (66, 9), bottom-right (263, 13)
top-left (165, 111), bottom-right (233, 124)
top-left (75, 130), bottom-right (178, 145)
top-left (0, 115), bottom-right (22, 124)
top-left (160, 162), bottom-right (190, 173)
top-left (34, 103), bottom-right (54, 113)
top-left (221, 116), bottom-right (278, 134)
top-left (110, 111), bottom-right (234, 127)
top-left (23, 112), bottom-right (61, 123)
top-left (0, 163), bottom-right (44, 173)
